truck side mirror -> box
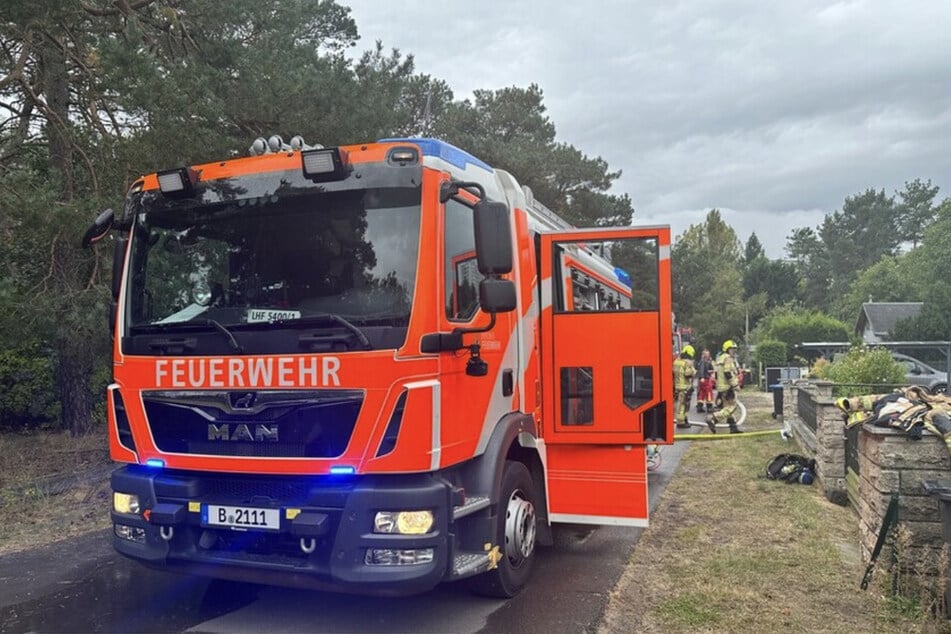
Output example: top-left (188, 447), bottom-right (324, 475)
top-left (81, 208), bottom-right (115, 248)
top-left (473, 201), bottom-right (512, 275)
top-left (479, 278), bottom-right (517, 313)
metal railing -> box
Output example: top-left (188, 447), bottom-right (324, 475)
top-left (797, 387), bottom-right (818, 434)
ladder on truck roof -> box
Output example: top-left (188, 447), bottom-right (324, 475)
top-left (526, 196), bottom-right (574, 232)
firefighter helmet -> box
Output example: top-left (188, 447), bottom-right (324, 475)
top-left (722, 339), bottom-right (737, 353)
top-left (682, 344), bottom-right (695, 358)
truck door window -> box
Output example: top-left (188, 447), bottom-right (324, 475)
top-left (561, 366), bottom-right (595, 425)
top-left (444, 198), bottom-right (485, 321)
top-left (553, 237), bottom-right (658, 313)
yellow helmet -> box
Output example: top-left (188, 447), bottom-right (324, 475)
top-left (682, 344), bottom-right (695, 358)
top-left (722, 339), bottom-right (737, 353)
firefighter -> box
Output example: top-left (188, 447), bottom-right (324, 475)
top-left (708, 339), bottom-right (741, 434)
top-left (674, 345), bottom-right (696, 428)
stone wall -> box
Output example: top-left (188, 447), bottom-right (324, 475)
top-left (788, 380), bottom-right (951, 566)
top-left (857, 425), bottom-right (949, 563)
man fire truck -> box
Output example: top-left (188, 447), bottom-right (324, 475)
top-left (82, 136), bottom-right (673, 597)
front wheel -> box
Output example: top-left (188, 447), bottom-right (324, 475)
top-left (469, 460), bottom-right (537, 598)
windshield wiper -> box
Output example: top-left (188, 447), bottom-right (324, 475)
top-left (283, 313), bottom-right (372, 351)
top-left (132, 318), bottom-right (242, 352)
top-left (196, 318), bottom-right (243, 352)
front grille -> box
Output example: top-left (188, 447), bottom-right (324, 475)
top-left (152, 470), bottom-right (353, 506)
top-left (143, 390), bottom-right (363, 458)
top-left (186, 441), bottom-right (307, 457)
top-left (201, 477), bottom-right (315, 502)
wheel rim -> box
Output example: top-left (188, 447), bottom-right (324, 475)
top-left (504, 488), bottom-right (536, 565)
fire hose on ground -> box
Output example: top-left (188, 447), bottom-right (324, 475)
top-left (673, 401), bottom-right (795, 441)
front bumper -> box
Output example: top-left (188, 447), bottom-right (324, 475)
top-left (110, 465), bottom-right (453, 595)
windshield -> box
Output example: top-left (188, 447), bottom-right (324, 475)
top-left (124, 186), bottom-right (421, 349)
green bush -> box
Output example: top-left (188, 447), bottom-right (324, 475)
top-left (823, 346), bottom-right (905, 396)
top-left (809, 356), bottom-right (832, 379)
top-left (754, 339), bottom-right (787, 367)
top-left (0, 345), bottom-right (60, 431)
top-left (757, 309), bottom-right (851, 363)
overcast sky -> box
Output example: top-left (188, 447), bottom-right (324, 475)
top-left (343, 1), bottom-right (951, 258)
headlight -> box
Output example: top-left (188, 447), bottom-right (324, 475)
top-left (365, 548), bottom-right (434, 566)
top-left (373, 510), bottom-right (434, 534)
top-left (115, 524), bottom-right (146, 543)
top-left (113, 492), bottom-right (141, 515)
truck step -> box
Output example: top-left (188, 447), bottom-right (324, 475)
top-left (452, 550), bottom-right (491, 577)
top-left (452, 495), bottom-right (490, 520)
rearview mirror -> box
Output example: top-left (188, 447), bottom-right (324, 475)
top-left (479, 278), bottom-right (517, 313)
top-left (81, 208), bottom-right (115, 248)
top-left (473, 201), bottom-right (512, 275)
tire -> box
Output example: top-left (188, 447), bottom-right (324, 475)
top-left (933, 384), bottom-right (947, 395)
top-left (468, 461), bottom-right (537, 598)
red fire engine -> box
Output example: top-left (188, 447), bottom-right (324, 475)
top-left (83, 136), bottom-right (673, 597)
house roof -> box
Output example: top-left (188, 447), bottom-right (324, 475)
top-left (855, 302), bottom-right (923, 339)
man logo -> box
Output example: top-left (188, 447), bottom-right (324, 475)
top-left (229, 392), bottom-right (257, 409)
top-left (208, 423), bottom-right (279, 442)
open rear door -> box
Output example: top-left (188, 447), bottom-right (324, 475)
top-left (539, 226), bottom-right (672, 526)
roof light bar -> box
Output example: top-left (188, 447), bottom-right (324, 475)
top-left (250, 134), bottom-right (324, 155)
top-left (301, 147), bottom-right (349, 182)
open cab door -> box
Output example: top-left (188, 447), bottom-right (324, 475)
top-left (539, 226), bottom-right (672, 526)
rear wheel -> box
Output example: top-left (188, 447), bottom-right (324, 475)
top-left (469, 461), bottom-right (537, 598)
top-left (933, 384), bottom-right (947, 395)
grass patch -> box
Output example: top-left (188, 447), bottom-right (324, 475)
top-left (0, 428), bottom-right (112, 555)
top-left (657, 594), bottom-right (722, 627)
top-left (0, 428), bottom-right (109, 487)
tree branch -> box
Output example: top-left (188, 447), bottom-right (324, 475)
top-left (85, 247), bottom-right (101, 290)
top-left (79, 0), bottom-right (156, 17)
top-left (31, 230), bottom-right (61, 294)
top-left (0, 32), bottom-right (34, 91)
top-left (13, 43), bottom-right (100, 196)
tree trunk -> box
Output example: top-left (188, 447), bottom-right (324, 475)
top-left (42, 34), bottom-right (89, 434)
top-left (56, 338), bottom-right (95, 437)
top-left (39, 35), bottom-right (74, 199)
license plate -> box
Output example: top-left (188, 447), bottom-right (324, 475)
top-left (202, 504), bottom-right (281, 531)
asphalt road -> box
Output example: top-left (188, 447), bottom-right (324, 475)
top-left (0, 439), bottom-right (689, 633)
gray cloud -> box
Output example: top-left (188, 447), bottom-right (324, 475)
top-left (344, 0), bottom-right (951, 257)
